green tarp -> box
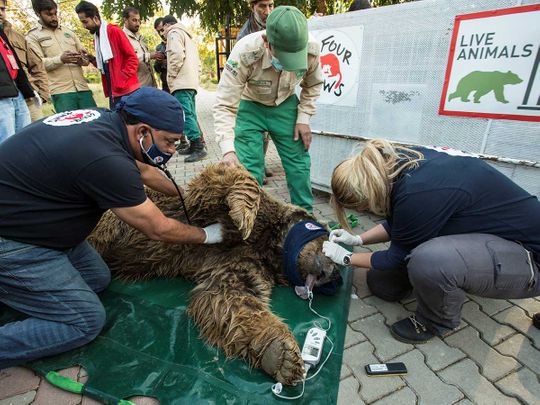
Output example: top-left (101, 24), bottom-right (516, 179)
top-left (1, 269), bottom-right (352, 404)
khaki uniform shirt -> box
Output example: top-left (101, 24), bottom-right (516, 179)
top-left (165, 23), bottom-right (200, 93)
top-left (4, 21), bottom-right (49, 101)
top-left (123, 27), bottom-right (156, 88)
top-left (213, 31), bottom-right (322, 155)
top-left (26, 23), bottom-right (90, 95)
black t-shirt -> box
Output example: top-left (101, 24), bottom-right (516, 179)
top-left (0, 109), bottom-right (147, 249)
top-left (371, 147), bottom-right (540, 271)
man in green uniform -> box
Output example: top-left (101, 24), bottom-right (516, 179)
top-left (213, 6), bottom-right (322, 211)
top-left (27, 0), bottom-right (96, 112)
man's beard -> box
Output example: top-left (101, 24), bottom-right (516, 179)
top-left (254, 12), bottom-right (266, 27)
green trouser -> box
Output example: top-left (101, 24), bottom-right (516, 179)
top-left (173, 89), bottom-right (200, 142)
top-left (234, 95), bottom-right (313, 211)
top-left (51, 91), bottom-right (97, 113)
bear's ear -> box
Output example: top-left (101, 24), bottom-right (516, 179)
top-left (225, 167), bottom-right (261, 240)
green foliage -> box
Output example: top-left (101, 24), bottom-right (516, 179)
top-left (100, 0), bottom-right (320, 33)
top-left (84, 69), bottom-right (102, 83)
top-left (101, 0), bottom-right (172, 23)
top-left (99, 0), bottom-right (412, 34)
top-left (372, 0), bottom-right (409, 6)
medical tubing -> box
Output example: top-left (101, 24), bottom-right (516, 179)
top-left (162, 165), bottom-right (191, 225)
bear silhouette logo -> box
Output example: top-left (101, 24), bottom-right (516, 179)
top-left (320, 53), bottom-right (342, 89)
top-left (448, 70), bottom-right (523, 104)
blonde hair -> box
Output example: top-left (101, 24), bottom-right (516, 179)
top-left (330, 139), bottom-right (423, 230)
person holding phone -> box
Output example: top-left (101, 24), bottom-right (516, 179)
top-left (27, 0), bottom-right (97, 112)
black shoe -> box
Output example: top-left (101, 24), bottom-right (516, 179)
top-left (184, 148), bottom-right (207, 163)
top-left (178, 141), bottom-right (192, 155)
top-left (184, 140), bottom-right (207, 163)
top-left (533, 313), bottom-right (540, 330)
top-left (176, 139), bottom-right (190, 153)
top-left (390, 315), bottom-right (435, 344)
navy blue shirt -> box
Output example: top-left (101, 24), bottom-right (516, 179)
top-left (0, 109), bottom-right (147, 249)
top-left (371, 148), bottom-right (540, 271)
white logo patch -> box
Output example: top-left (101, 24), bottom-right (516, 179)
top-left (305, 223), bottom-right (322, 231)
top-left (44, 109), bottom-right (101, 127)
top-left (425, 145), bottom-right (479, 158)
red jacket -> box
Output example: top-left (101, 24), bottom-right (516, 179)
top-left (99, 24), bottom-right (139, 98)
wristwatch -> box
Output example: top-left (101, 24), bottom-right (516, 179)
top-left (343, 253), bottom-right (352, 266)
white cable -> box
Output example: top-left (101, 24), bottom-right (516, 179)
top-left (270, 337), bottom-right (335, 399)
top-left (271, 364), bottom-right (310, 400)
top-left (308, 291), bottom-right (332, 331)
top-left (270, 293), bottom-right (334, 399)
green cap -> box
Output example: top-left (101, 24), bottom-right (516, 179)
top-left (265, 6), bottom-right (308, 71)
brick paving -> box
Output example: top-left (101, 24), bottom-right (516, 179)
top-left (1, 89), bottom-right (539, 404)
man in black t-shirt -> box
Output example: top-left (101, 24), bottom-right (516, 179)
top-left (0, 87), bottom-right (223, 368)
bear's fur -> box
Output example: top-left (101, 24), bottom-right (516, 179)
top-left (88, 164), bottom-right (339, 385)
top-left (448, 70), bottom-right (522, 104)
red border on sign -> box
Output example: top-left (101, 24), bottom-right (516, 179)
top-left (438, 4), bottom-right (540, 122)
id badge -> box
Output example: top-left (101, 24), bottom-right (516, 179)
top-left (6, 53), bottom-right (19, 70)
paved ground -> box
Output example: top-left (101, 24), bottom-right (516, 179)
top-left (1, 89), bottom-right (539, 405)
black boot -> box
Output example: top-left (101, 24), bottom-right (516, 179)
top-left (176, 138), bottom-right (190, 154)
top-left (184, 139), bottom-right (207, 163)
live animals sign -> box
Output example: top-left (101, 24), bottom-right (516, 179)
top-left (439, 5), bottom-right (540, 122)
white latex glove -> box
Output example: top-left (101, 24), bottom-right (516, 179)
top-left (322, 241), bottom-right (351, 265)
top-left (329, 229), bottom-right (363, 246)
top-left (203, 223), bottom-right (224, 244)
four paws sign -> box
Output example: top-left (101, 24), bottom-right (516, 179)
top-left (439, 4), bottom-right (540, 122)
top-left (312, 26), bottom-right (364, 107)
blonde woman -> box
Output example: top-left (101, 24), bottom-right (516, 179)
top-left (323, 139), bottom-right (540, 343)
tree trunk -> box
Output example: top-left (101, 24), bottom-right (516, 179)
top-left (317, 0), bottom-right (327, 14)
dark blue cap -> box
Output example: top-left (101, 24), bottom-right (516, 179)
top-left (114, 87), bottom-right (185, 134)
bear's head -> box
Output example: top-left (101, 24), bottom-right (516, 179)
top-left (505, 71), bottom-right (523, 85)
top-left (297, 235), bottom-right (341, 290)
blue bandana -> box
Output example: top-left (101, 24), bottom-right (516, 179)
top-left (114, 87), bottom-right (185, 134)
top-left (282, 220), bottom-right (343, 295)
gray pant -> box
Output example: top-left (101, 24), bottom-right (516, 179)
top-left (407, 234), bottom-right (539, 332)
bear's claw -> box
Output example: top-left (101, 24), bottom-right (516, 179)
top-left (261, 336), bottom-right (305, 386)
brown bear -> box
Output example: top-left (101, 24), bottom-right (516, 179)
top-left (88, 164), bottom-right (340, 386)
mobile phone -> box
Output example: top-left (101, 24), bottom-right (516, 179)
top-left (365, 362), bottom-right (407, 376)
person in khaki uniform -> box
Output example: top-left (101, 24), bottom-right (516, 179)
top-left (213, 6), bottom-right (322, 211)
top-left (3, 20), bottom-right (48, 121)
top-left (158, 15), bottom-right (206, 163)
top-left (27, 0), bottom-right (96, 113)
top-left (237, 0), bottom-right (275, 183)
top-left (122, 6), bottom-right (159, 88)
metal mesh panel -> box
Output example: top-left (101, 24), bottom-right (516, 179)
top-left (308, 0), bottom-right (540, 195)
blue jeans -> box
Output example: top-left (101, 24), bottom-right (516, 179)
top-left (0, 92), bottom-right (31, 143)
top-left (0, 238), bottom-right (111, 368)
